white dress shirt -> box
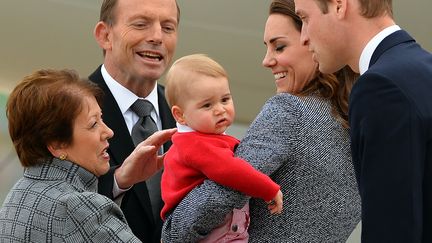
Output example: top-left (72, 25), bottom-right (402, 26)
top-left (101, 65), bottom-right (163, 200)
top-left (359, 25), bottom-right (401, 74)
top-left (101, 65), bottom-right (162, 131)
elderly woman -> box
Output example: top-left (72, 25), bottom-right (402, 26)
top-left (162, 0), bottom-right (361, 242)
top-left (0, 69), bottom-right (175, 242)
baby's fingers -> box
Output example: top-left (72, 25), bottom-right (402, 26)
top-left (267, 201), bottom-right (282, 214)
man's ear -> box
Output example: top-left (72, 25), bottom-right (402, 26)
top-left (171, 105), bottom-right (186, 125)
top-left (335, 0), bottom-right (347, 18)
top-left (94, 21), bottom-right (112, 51)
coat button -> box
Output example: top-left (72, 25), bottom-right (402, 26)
top-left (231, 225), bottom-right (238, 232)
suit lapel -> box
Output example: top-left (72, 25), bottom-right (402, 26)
top-left (370, 30), bottom-right (415, 68)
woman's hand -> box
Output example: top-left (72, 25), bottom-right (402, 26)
top-left (115, 128), bottom-right (176, 189)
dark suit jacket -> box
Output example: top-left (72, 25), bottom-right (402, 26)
top-left (349, 30), bottom-right (432, 243)
top-left (89, 66), bottom-right (176, 243)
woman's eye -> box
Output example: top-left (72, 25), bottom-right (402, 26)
top-left (275, 45), bottom-right (286, 52)
top-left (90, 121), bottom-right (98, 129)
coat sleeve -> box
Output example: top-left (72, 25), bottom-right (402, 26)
top-left (161, 94), bottom-right (299, 243)
top-left (63, 192), bottom-right (141, 243)
top-left (235, 94), bottom-right (300, 175)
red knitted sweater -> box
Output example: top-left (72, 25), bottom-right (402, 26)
top-left (160, 131), bottom-right (280, 219)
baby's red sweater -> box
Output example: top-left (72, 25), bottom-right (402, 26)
top-left (160, 131), bottom-right (280, 220)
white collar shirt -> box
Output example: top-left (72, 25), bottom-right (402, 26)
top-left (359, 25), bottom-right (401, 75)
top-left (101, 64), bottom-right (162, 133)
top-left (176, 122), bottom-right (227, 135)
top-left (176, 122), bottom-right (195, 133)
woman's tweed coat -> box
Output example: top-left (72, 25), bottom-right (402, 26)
top-left (162, 93), bottom-right (361, 243)
top-left (0, 158), bottom-right (140, 242)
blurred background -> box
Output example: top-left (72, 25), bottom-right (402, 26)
top-left (1, 1), bottom-right (431, 241)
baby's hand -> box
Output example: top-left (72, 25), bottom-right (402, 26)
top-left (266, 190), bottom-right (283, 214)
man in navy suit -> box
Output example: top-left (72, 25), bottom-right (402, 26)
top-left (89, 0), bottom-right (178, 242)
top-left (294, 0), bottom-right (432, 242)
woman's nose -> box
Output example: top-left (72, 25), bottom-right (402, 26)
top-left (102, 122), bottom-right (114, 140)
top-left (262, 51), bottom-right (276, 68)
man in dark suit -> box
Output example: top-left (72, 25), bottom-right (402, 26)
top-left (294, 0), bottom-right (432, 242)
top-left (90, 0), bottom-right (178, 242)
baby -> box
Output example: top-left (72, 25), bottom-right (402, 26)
top-left (161, 54), bottom-right (282, 242)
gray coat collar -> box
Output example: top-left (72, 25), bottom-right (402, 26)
top-left (23, 158), bottom-right (98, 192)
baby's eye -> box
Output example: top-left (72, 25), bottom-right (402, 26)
top-left (221, 97), bottom-right (231, 103)
top-left (202, 103), bottom-right (211, 108)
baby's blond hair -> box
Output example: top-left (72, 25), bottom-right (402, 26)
top-left (165, 54), bottom-right (228, 108)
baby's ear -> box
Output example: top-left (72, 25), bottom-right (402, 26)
top-left (171, 105), bottom-right (186, 125)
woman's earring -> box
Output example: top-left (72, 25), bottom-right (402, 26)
top-left (59, 154), bottom-right (67, 160)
